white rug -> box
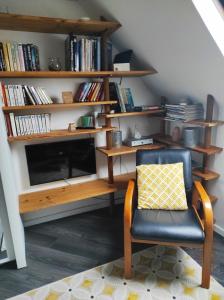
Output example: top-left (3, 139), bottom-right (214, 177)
top-left (8, 245), bottom-right (224, 300)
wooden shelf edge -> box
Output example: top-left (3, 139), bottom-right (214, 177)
top-left (8, 127), bottom-right (116, 142)
top-left (153, 134), bottom-right (223, 155)
top-left (0, 70), bottom-right (155, 78)
top-left (0, 12), bottom-right (121, 35)
top-left (19, 179), bottom-right (117, 214)
top-left (100, 109), bottom-right (164, 119)
top-left (97, 143), bottom-right (165, 157)
top-left (2, 101), bottom-right (117, 112)
top-left (192, 168), bottom-right (220, 181)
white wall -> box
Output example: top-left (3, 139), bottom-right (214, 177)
top-left (0, 0), bottom-right (158, 225)
top-left (77, 0), bottom-right (224, 231)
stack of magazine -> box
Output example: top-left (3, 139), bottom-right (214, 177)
top-left (165, 103), bottom-right (204, 121)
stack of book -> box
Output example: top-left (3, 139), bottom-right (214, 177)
top-left (0, 83), bottom-right (53, 106)
top-left (109, 82), bottom-right (134, 113)
top-left (5, 113), bottom-right (51, 137)
top-left (0, 42), bottom-right (40, 71)
top-left (74, 82), bottom-right (104, 102)
top-left (65, 34), bottom-right (101, 71)
top-left (165, 103), bottom-right (204, 121)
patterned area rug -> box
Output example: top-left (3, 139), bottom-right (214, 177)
top-left (9, 246), bottom-right (224, 300)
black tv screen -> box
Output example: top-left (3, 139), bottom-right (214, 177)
top-left (25, 138), bottom-right (96, 185)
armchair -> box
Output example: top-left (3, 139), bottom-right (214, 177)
top-left (124, 149), bottom-right (213, 289)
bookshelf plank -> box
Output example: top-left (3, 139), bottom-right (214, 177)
top-left (97, 143), bottom-right (165, 157)
top-left (101, 109), bottom-right (164, 119)
top-left (0, 70), bottom-right (155, 78)
top-left (19, 179), bottom-right (117, 214)
top-left (2, 101), bottom-right (117, 112)
top-left (153, 134), bottom-right (223, 155)
top-left (8, 127), bottom-right (115, 142)
top-left (192, 168), bottom-right (220, 181)
top-left (0, 13), bottom-right (121, 35)
top-left (184, 119), bottom-right (224, 127)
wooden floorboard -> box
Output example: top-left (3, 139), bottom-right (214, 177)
top-left (0, 204), bottom-right (223, 299)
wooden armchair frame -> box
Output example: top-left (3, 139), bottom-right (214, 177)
top-left (124, 179), bottom-right (213, 289)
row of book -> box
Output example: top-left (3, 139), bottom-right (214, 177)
top-left (5, 113), bottom-right (51, 137)
top-left (165, 103), bottom-right (204, 121)
top-left (0, 42), bottom-right (40, 72)
top-left (74, 82), bottom-right (104, 102)
top-left (109, 82), bottom-right (134, 112)
top-left (0, 83), bottom-right (53, 106)
top-left (65, 34), bottom-right (101, 72)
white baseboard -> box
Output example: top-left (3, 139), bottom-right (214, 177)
top-left (214, 224), bottom-right (224, 238)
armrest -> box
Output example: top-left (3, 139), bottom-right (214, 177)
top-left (124, 179), bottom-right (136, 232)
top-left (192, 181), bottom-right (213, 237)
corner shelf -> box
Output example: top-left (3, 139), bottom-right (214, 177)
top-left (153, 134), bottom-right (223, 155)
top-left (2, 101), bottom-right (117, 112)
top-left (192, 168), bottom-right (220, 181)
top-left (97, 143), bottom-right (165, 157)
top-left (100, 109), bottom-right (164, 119)
top-left (8, 127), bottom-right (115, 143)
top-left (0, 70), bottom-right (155, 78)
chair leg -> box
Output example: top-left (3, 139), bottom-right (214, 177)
top-left (124, 232), bottom-right (132, 279)
top-left (201, 240), bottom-right (212, 289)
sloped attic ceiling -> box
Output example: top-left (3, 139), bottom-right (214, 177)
top-left (78, 0), bottom-right (224, 105)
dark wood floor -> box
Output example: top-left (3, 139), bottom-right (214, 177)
top-left (0, 205), bottom-right (223, 299)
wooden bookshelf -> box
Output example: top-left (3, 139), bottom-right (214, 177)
top-left (2, 101), bottom-right (117, 112)
top-left (8, 127), bottom-right (115, 142)
top-left (0, 70), bottom-right (155, 78)
top-left (97, 143), bottom-right (165, 157)
top-left (100, 109), bottom-right (164, 119)
top-left (153, 134), bottom-right (223, 155)
top-left (19, 179), bottom-right (117, 214)
top-left (0, 12), bottom-right (121, 35)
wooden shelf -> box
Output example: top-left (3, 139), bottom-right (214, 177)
top-left (19, 179), bottom-right (117, 214)
top-left (0, 70), bottom-right (155, 78)
top-left (8, 127), bottom-right (115, 142)
top-left (184, 119), bottom-right (224, 127)
top-left (156, 117), bottom-right (224, 128)
top-left (0, 12), bottom-right (121, 35)
top-left (153, 134), bottom-right (223, 155)
top-left (100, 109), bottom-right (164, 119)
top-left (97, 143), bottom-right (165, 157)
top-left (2, 101), bottom-right (117, 112)
top-left (192, 168), bottom-right (220, 181)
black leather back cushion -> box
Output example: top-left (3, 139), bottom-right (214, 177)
top-left (136, 149), bottom-right (192, 203)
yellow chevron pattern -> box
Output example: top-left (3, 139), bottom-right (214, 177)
top-left (137, 162), bottom-right (188, 210)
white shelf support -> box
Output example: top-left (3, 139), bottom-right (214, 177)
top-left (0, 106), bottom-right (26, 268)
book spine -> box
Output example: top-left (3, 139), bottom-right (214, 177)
top-left (5, 114), bottom-right (13, 136)
top-left (0, 42), bottom-right (6, 71)
top-left (33, 45), bottom-right (40, 71)
top-left (24, 85), bottom-right (36, 105)
top-left (2, 42), bottom-right (10, 71)
top-left (9, 113), bottom-right (17, 136)
top-left (1, 82), bottom-right (8, 106)
top-left (30, 45), bottom-right (36, 71)
top-left (22, 44), bottom-right (29, 71)
top-left (18, 44), bottom-right (25, 71)
top-left (7, 42), bottom-right (14, 71)
top-left (14, 116), bottom-right (21, 135)
top-left (27, 44), bottom-right (32, 71)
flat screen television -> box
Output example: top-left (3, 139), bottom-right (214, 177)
top-left (25, 138), bottom-right (96, 185)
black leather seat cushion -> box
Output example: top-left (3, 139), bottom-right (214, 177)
top-left (131, 208), bottom-right (205, 244)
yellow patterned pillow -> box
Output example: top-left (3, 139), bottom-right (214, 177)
top-left (137, 162), bottom-right (188, 210)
